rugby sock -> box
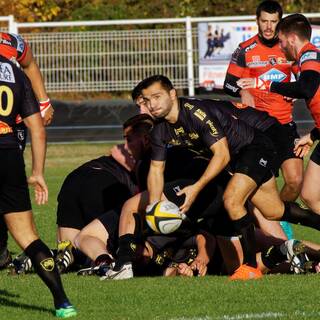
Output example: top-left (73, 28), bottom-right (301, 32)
top-left (114, 234), bottom-right (136, 271)
top-left (0, 217), bottom-right (8, 249)
top-left (261, 245), bottom-right (286, 270)
top-left (25, 239), bottom-right (70, 309)
top-left (282, 202), bottom-right (320, 230)
top-left (233, 213), bottom-right (257, 268)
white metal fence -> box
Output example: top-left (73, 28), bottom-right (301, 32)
top-left (3, 14), bottom-right (320, 95)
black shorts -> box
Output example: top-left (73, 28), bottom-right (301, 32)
top-left (232, 131), bottom-right (276, 186)
top-left (163, 175), bottom-right (237, 237)
top-left (97, 209), bottom-right (121, 256)
top-left (56, 166), bottom-right (131, 229)
top-left (0, 149), bottom-right (31, 215)
top-left (310, 142), bottom-right (320, 165)
top-left (264, 121), bottom-right (301, 171)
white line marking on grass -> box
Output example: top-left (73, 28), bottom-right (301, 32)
top-left (171, 311), bottom-right (320, 320)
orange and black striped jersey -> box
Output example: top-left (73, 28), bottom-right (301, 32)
top-left (224, 34), bottom-right (293, 124)
top-left (0, 32), bottom-right (29, 65)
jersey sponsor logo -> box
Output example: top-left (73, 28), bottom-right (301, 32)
top-left (0, 120), bottom-right (13, 134)
top-left (247, 60), bottom-right (268, 67)
top-left (184, 102), bottom-right (194, 110)
top-left (244, 41), bottom-right (257, 53)
top-left (259, 68), bottom-right (287, 82)
top-left (300, 51), bottom-right (318, 64)
top-left (225, 83), bottom-right (239, 93)
top-left (194, 108), bottom-right (207, 121)
top-left (188, 132), bottom-right (199, 140)
top-left (13, 34), bottom-right (26, 53)
top-left (174, 127), bottom-right (185, 136)
top-left (0, 62), bottom-right (15, 83)
top-left (206, 120), bottom-right (218, 137)
top-left (259, 158), bottom-right (268, 167)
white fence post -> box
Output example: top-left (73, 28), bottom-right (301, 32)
top-left (186, 16), bottom-right (195, 97)
top-left (8, 15), bottom-right (17, 33)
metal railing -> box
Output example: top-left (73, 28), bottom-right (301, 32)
top-left (3, 14), bottom-right (320, 95)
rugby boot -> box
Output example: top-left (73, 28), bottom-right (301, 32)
top-left (8, 252), bottom-right (33, 275)
top-left (56, 241), bottom-right (74, 274)
top-left (55, 302), bottom-right (77, 318)
top-left (229, 264), bottom-right (263, 280)
top-left (282, 239), bottom-right (310, 274)
top-left (100, 262), bottom-right (133, 280)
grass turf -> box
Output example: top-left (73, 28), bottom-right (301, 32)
top-left (1, 143), bottom-right (320, 320)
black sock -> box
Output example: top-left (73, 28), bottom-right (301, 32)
top-left (233, 213), bottom-right (257, 268)
top-left (0, 217), bottom-right (8, 249)
top-left (25, 239), bottom-right (70, 309)
top-left (282, 202), bottom-right (320, 230)
top-left (261, 245), bottom-right (286, 269)
top-left (114, 234), bottom-right (136, 271)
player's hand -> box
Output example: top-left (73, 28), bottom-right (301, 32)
top-left (239, 89), bottom-right (255, 107)
top-left (176, 184), bottom-right (200, 214)
top-left (40, 99), bottom-right (54, 126)
top-left (294, 134), bottom-right (313, 158)
top-left (190, 257), bottom-right (208, 277)
top-left (28, 174), bottom-right (48, 205)
top-left (177, 263), bottom-right (193, 277)
top-left (237, 78), bottom-right (271, 91)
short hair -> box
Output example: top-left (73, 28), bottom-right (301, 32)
top-left (138, 75), bottom-right (174, 93)
top-left (123, 114), bottom-right (154, 134)
top-left (277, 14), bottom-right (312, 41)
top-left (131, 82), bottom-right (142, 102)
top-left (256, 0), bottom-right (283, 19)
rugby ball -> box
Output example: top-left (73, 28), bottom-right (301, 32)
top-left (146, 200), bottom-right (183, 234)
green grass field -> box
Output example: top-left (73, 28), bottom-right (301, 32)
top-left (1, 143), bottom-right (320, 320)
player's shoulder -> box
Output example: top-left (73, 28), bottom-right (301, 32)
top-left (300, 44), bottom-right (320, 64)
top-left (238, 35), bottom-right (259, 52)
top-left (0, 56), bottom-right (24, 84)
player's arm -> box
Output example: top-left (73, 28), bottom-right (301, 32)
top-left (224, 46), bottom-right (255, 106)
top-left (190, 231), bottom-right (216, 276)
top-left (269, 70), bottom-right (320, 99)
top-left (147, 159), bottom-right (165, 205)
top-left (178, 137), bottom-right (230, 213)
top-left (23, 113), bottom-right (48, 205)
top-left (20, 46), bottom-right (54, 126)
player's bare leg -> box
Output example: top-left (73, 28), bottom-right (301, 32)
top-left (300, 160), bottom-right (320, 213)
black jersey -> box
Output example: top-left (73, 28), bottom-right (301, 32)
top-left (151, 97), bottom-right (255, 161)
top-left (203, 99), bottom-right (278, 132)
top-left (0, 57), bottom-right (39, 149)
top-left (80, 155), bottom-right (137, 196)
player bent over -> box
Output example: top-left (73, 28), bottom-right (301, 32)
top-left (0, 57), bottom-right (76, 318)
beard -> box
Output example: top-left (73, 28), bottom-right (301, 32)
top-left (283, 45), bottom-right (295, 61)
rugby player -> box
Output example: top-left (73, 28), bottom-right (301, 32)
top-left (237, 14), bottom-right (320, 214)
top-left (0, 56), bottom-right (76, 318)
top-left (224, 0), bottom-right (302, 239)
top-left (0, 32), bottom-right (54, 269)
top-left (118, 75), bottom-right (320, 280)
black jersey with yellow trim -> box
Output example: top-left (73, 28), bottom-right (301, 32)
top-left (0, 56), bottom-right (39, 149)
top-left (150, 97), bottom-right (255, 161)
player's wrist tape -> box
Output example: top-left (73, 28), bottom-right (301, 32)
top-left (39, 99), bottom-right (52, 117)
top-left (146, 201), bottom-right (158, 214)
top-left (310, 127), bottom-right (320, 142)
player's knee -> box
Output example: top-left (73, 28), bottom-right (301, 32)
top-left (284, 174), bottom-right (303, 193)
top-left (223, 194), bottom-right (242, 215)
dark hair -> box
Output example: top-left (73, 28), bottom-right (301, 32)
top-left (138, 75), bottom-right (174, 93)
top-left (277, 14), bottom-right (312, 41)
top-left (131, 82), bottom-right (142, 102)
top-left (123, 114), bottom-right (154, 134)
top-left (256, 0), bottom-right (283, 19)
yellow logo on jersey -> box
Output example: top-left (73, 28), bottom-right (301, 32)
top-left (184, 102), bottom-right (194, 110)
top-left (194, 109), bottom-right (207, 121)
top-left (206, 120), bottom-right (218, 137)
top-left (174, 127), bottom-right (185, 135)
top-left (0, 120), bottom-right (13, 134)
top-left (189, 132), bottom-right (199, 140)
